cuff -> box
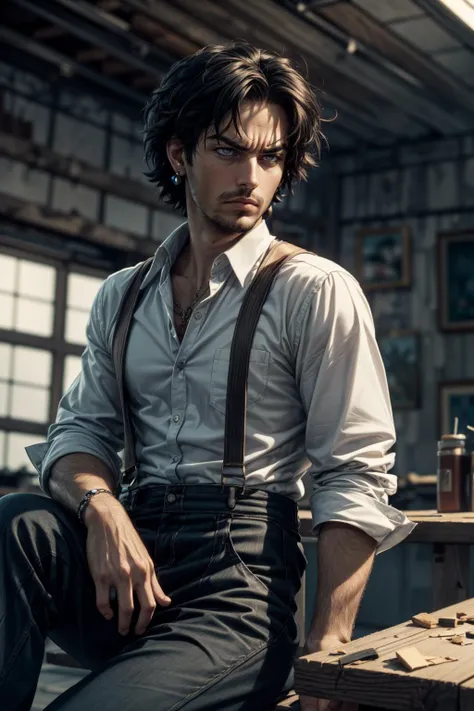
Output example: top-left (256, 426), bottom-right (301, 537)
top-left (310, 489), bottom-right (416, 554)
top-left (25, 434), bottom-right (122, 496)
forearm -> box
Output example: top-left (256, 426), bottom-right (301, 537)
top-left (49, 453), bottom-right (117, 514)
top-left (306, 521), bottom-right (376, 648)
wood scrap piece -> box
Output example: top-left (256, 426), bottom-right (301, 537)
top-left (466, 617), bottom-right (474, 624)
top-left (456, 612), bottom-right (467, 618)
top-left (426, 656), bottom-right (460, 666)
top-left (328, 649), bottom-right (346, 656)
top-left (338, 648), bottom-right (379, 666)
top-left (412, 613), bottom-right (438, 629)
top-left (466, 631), bottom-right (474, 639)
top-left (429, 631), bottom-right (457, 638)
top-left (439, 617), bottom-right (458, 627)
top-left (449, 635), bottom-right (472, 646)
top-left (396, 647), bottom-right (430, 672)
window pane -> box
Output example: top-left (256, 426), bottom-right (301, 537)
top-left (10, 384), bottom-right (49, 422)
top-left (6, 432), bottom-right (41, 473)
top-left (18, 260), bottom-right (55, 301)
top-left (0, 381), bottom-right (8, 417)
top-left (12, 347), bottom-right (52, 387)
top-left (63, 354), bottom-right (83, 393)
top-left (0, 342), bottom-right (12, 378)
top-left (16, 298), bottom-right (54, 336)
top-left (0, 294), bottom-right (14, 329)
top-left (65, 308), bottom-right (89, 345)
top-left (67, 273), bottom-right (103, 310)
top-left (0, 254), bottom-right (16, 293)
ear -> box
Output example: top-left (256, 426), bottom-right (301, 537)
top-left (166, 138), bottom-right (185, 176)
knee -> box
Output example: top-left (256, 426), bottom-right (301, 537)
top-left (0, 492), bottom-right (56, 534)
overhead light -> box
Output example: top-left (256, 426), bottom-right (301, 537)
top-left (346, 38), bottom-right (358, 54)
top-left (437, 0), bottom-right (474, 30)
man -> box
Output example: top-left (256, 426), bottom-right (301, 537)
top-left (0, 42), bottom-right (414, 711)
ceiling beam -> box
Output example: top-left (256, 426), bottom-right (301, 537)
top-left (0, 25), bottom-right (147, 106)
top-left (305, 1), bottom-right (474, 116)
top-left (13, 0), bottom-right (171, 78)
top-left (414, 0), bottom-right (474, 52)
top-left (223, 0), bottom-right (467, 133)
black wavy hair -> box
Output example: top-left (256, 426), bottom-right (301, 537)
top-left (143, 41), bottom-right (323, 214)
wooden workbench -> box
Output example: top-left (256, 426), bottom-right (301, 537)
top-left (295, 597), bottom-right (474, 711)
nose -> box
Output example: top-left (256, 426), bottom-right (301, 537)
top-left (236, 156), bottom-right (258, 191)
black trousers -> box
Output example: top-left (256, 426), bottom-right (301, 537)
top-left (0, 484), bottom-right (305, 711)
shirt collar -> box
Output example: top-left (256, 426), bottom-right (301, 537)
top-left (140, 218), bottom-right (274, 291)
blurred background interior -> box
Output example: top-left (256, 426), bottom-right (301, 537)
top-left (1, 0), bottom-right (474, 704)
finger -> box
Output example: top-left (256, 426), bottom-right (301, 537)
top-left (151, 571), bottom-right (171, 606)
top-left (94, 575), bottom-right (114, 620)
top-left (117, 579), bottom-right (134, 636)
top-left (134, 581), bottom-right (156, 636)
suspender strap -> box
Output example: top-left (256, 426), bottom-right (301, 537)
top-left (111, 240), bottom-right (307, 492)
top-left (221, 240), bottom-right (306, 489)
top-left (112, 257), bottom-right (153, 487)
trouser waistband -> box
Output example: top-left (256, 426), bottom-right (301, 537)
top-left (124, 484), bottom-right (299, 532)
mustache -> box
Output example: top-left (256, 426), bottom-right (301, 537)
top-left (220, 191), bottom-right (263, 206)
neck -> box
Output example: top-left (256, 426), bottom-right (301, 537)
top-left (180, 201), bottom-right (262, 289)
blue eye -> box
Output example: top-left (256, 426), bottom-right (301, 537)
top-left (215, 147), bottom-right (237, 157)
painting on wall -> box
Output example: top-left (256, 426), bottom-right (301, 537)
top-left (439, 381), bottom-right (474, 436)
top-left (378, 330), bottom-right (421, 410)
top-left (356, 225), bottom-right (411, 291)
top-left (438, 231), bottom-right (474, 332)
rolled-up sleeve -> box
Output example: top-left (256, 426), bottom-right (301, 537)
top-left (295, 270), bottom-right (416, 553)
top-left (25, 281), bottom-right (123, 495)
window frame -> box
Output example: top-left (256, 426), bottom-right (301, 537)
top-left (0, 243), bottom-right (107, 451)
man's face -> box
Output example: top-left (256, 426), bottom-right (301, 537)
top-left (179, 101), bottom-right (288, 235)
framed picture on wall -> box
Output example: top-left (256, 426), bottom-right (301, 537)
top-left (439, 381), bottom-right (474, 436)
top-left (356, 225), bottom-right (411, 291)
top-left (378, 330), bottom-right (421, 410)
top-left (438, 231), bottom-right (474, 332)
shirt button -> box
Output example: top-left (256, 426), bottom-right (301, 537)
top-left (166, 493), bottom-right (176, 504)
top-left (173, 414), bottom-right (180, 423)
top-left (172, 455), bottom-right (179, 463)
top-left (177, 361), bottom-right (185, 370)
top-left (194, 311), bottom-right (202, 321)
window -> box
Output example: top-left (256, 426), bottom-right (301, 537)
top-left (65, 272), bottom-right (104, 345)
top-left (0, 246), bottom-right (107, 475)
top-left (0, 254), bottom-right (55, 336)
top-left (0, 344), bottom-right (51, 422)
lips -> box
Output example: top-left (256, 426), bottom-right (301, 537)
top-left (227, 199), bottom-right (258, 207)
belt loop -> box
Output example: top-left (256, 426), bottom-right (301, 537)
top-left (227, 486), bottom-right (237, 510)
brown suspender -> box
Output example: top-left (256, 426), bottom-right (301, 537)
top-left (112, 240), bottom-right (307, 492)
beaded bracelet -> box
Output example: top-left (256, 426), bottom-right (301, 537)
top-left (77, 488), bottom-right (114, 524)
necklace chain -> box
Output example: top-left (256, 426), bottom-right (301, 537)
top-left (173, 283), bottom-right (209, 339)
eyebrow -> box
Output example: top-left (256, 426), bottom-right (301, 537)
top-left (207, 134), bottom-right (287, 153)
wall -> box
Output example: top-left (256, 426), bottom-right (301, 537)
top-left (0, 60), bottom-right (184, 244)
top-left (332, 136), bottom-right (474, 476)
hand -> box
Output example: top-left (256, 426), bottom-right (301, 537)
top-left (84, 494), bottom-right (171, 636)
top-left (299, 635), bottom-right (358, 711)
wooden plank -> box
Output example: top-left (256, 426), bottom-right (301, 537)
top-left (295, 598), bottom-right (474, 710)
top-left (0, 191), bottom-right (157, 257)
top-left (0, 131), bottom-right (162, 210)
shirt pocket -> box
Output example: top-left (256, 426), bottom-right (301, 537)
top-left (210, 347), bottom-right (271, 415)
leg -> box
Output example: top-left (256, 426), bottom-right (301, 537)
top-left (42, 495), bottom-right (306, 711)
top-left (0, 493), bottom-right (125, 711)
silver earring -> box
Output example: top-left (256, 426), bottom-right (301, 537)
top-left (171, 173), bottom-right (182, 186)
